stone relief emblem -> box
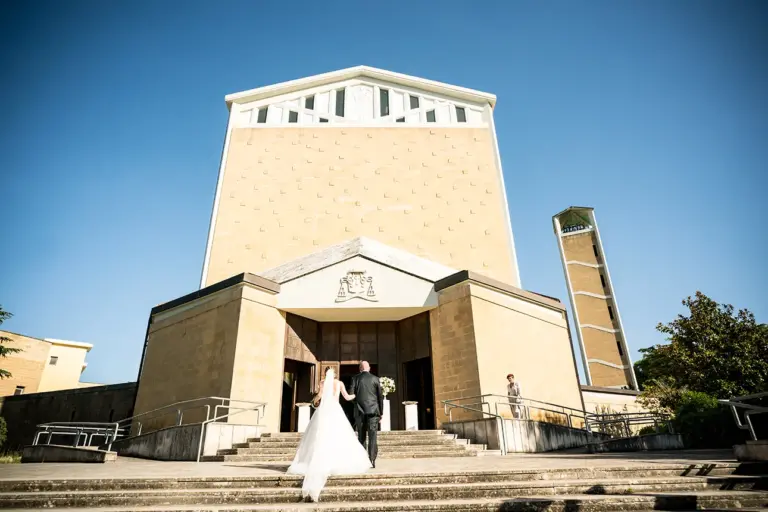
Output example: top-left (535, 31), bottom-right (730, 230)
top-left (336, 270), bottom-right (378, 302)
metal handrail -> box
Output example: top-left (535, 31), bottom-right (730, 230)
top-left (195, 401), bottom-right (268, 462)
top-left (719, 391), bottom-right (768, 441)
top-left (441, 399), bottom-right (508, 456)
top-left (33, 422), bottom-right (124, 451)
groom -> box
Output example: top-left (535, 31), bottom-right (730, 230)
top-left (350, 360), bottom-right (383, 467)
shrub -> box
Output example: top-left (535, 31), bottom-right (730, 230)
top-left (673, 391), bottom-right (746, 448)
top-left (0, 416), bottom-right (6, 449)
top-left (638, 425), bottom-right (657, 436)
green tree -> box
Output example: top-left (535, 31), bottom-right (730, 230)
top-left (635, 291), bottom-right (768, 399)
top-left (0, 306), bottom-right (20, 379)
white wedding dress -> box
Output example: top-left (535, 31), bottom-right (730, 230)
top-left (287, 369), bottom-right (372, 501)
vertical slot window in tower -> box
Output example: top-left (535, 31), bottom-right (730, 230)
top-left (380, 89), bottom-right (389, 117)
top-left (256, 108), bottom-right (268, 124)
top-left (616, 340), bottom-right (624, 357)
top-left (607, 305), bottom-right (615, 320)
top-left (335, 89), bottom-right (345, 117)
top-left (600, 274), bottom-right (606, 288)
top-left (456, 106), bottom-right (467, 123)
top-left (592, 244), bottom-right (600, 260)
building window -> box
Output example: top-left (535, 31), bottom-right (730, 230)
top-left (288, 111), bottom-right (298, 123)
top-left (600, 274), bottom-right (606, 288)
top-left (380, 89), bottom-right (389, 116)
top-left (616, 341), bottom-right (624, 357)
top-left (319, 118), bottom-right (328, 123)
top-left (335, 89), bottom-right (345, 117)
top-left (14, 386), bottom-right (24, 395)
top-left (592, 244), bottom-right (599, 259)
top-left (396, 117), bottom-right (405, 123)
top-left (256, 108), bottom-right (268, 124)
top-left (608, 305), bottom-right (615, 320)
top-left (305, 96), bottom-right (315, 110)
top-left (409, 95), bottom-right (419, 109)
top-left (456, 107), bottom-right (467, 122)
top-left (49, 356), bottom-right (58, 366)
top-left (426, 110), bottom-right (436, 123)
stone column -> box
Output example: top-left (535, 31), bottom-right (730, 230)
top-left (403, 401), bottom-right (419, 430)
top-left (296, 403), bottom-right (312, 433)
top-left (381, 398), bottom-right (391, 431)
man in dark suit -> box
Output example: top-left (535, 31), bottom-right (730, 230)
top-left (350, 360), bottom-right (383, 467)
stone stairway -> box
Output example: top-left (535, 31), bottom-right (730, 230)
top-left (0, 461), bottom-right (766, 510)
top-left (202, 430), bottom-right (497, 462)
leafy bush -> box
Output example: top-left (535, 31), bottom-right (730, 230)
top-left (638, 425), bottom-right (657, 436)
top-left (673, 391), bottom-right (746, 448)
top-left (0, 416), bottom-right (6, 448)
top-left (637, 377), bottom-right (687, 416)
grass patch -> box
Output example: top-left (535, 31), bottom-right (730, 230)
top-left (0, 452), bottom-right (21, 464)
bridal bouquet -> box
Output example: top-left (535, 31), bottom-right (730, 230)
top-left (380, 376), bottom-right (396, 397)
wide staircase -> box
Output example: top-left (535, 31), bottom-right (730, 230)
top-left (203, 430), bottom-right (496, 462)
top-left (1, 461), bottom-right (767, 510)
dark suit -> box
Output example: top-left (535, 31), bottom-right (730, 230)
top-left (350, 371), bottom-right (383, 464)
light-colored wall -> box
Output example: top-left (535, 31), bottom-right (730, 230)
top-left (133, 286), bottom-right (245, 432)
top-left (0, 331), bottom-right (49, 396)
top-left (205, 126), bottom-right (517, 288)
top-left (229, 286), bottom-right (286, 431)
top-left (37, 343), bottom-right (88, 393)
top-left (430, 283), bottom-right (482, 425)
top-left (468, 284), bottom-right (584, 415)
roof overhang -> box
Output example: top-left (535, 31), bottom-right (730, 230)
top-left (225, 65), bottom-right (497, 110)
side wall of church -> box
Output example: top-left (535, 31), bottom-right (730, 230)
top-left (469, 283), bottom-right (584, 416)
top-left (205, 126), bottom-right (517, 287)
top-left (133, 286), bottom-right (245, 433)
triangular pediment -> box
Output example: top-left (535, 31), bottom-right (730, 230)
top-left (260, 237), bottom-right (457, 322)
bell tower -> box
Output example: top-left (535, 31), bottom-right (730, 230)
top-left (553, 206), bottom-right (637, 389)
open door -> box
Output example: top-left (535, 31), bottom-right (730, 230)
top-left (281, 359), bottom-right (316, 432)
top-left (404, 357), bottom-right (435, 430)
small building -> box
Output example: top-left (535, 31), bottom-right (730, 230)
top-left (0, 331), bottom-right (96, 397)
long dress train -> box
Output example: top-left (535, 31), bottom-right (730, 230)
top-left (286, 369), bottom-right (372, 501)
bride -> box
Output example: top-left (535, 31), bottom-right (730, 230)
top-left (287, 367), bottom-right (372, 501)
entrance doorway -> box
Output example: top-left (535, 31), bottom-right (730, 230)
top-left (404, 357), bottom-right (435, 430)
top-left (280, 359), bottom-right (315, 432)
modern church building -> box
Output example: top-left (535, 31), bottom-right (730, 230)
top-left (131, 67), bottom-right (589, 435)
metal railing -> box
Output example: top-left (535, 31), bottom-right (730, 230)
top-left (719, 391), bottom-right (768, 441)
top-left (195, 401), bottom-right (268, 462)
top-left (32, 396), bottom-right (267, 452)
top-left (442, 396), bottom-right (509, 456)
top-left (442, 394), bottom-right (672, 452)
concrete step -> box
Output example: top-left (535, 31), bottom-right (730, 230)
top-left (260, 430), bottom-right (445, 439)
top-left (2, 476), bottom-right (765, 508)
top-left (4, 464), bottom-right (763, 492)
top-left (221, 444), bottom-right (472, 456)
top-left (3, 464), bottom-right (761, 493)
top-left (4, 491), bottom-right (768, 511)
top-left (203, 450), bottom-right (477, 462)
top-left (235, 437), bottom-right (463, 449)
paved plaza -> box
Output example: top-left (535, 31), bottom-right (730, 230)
top-left (0, 450), bottom-right (735, 481)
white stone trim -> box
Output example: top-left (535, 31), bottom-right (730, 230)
top-left (199, 106), bottom-right (236, 288)
top-left (225, 65), bottom-right (496, 109)
top-left (581, 324), bottom-right (620, 334)
top-left (588, 358), bottom-right (630, 370)
top-left (566, 260), bottom-right (604, 269)
top-left (486, 104), bottom-right (522, 288)
top-left (574, 291), bottom-right (612, 299)
top-left (234, 77), bottom-right (486, 128)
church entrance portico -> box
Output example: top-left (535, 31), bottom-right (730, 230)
top-left (280, 313), bottom-right (432, 432)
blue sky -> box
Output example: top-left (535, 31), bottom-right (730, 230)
top-left (1, 1), bottom-right (766, 385)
